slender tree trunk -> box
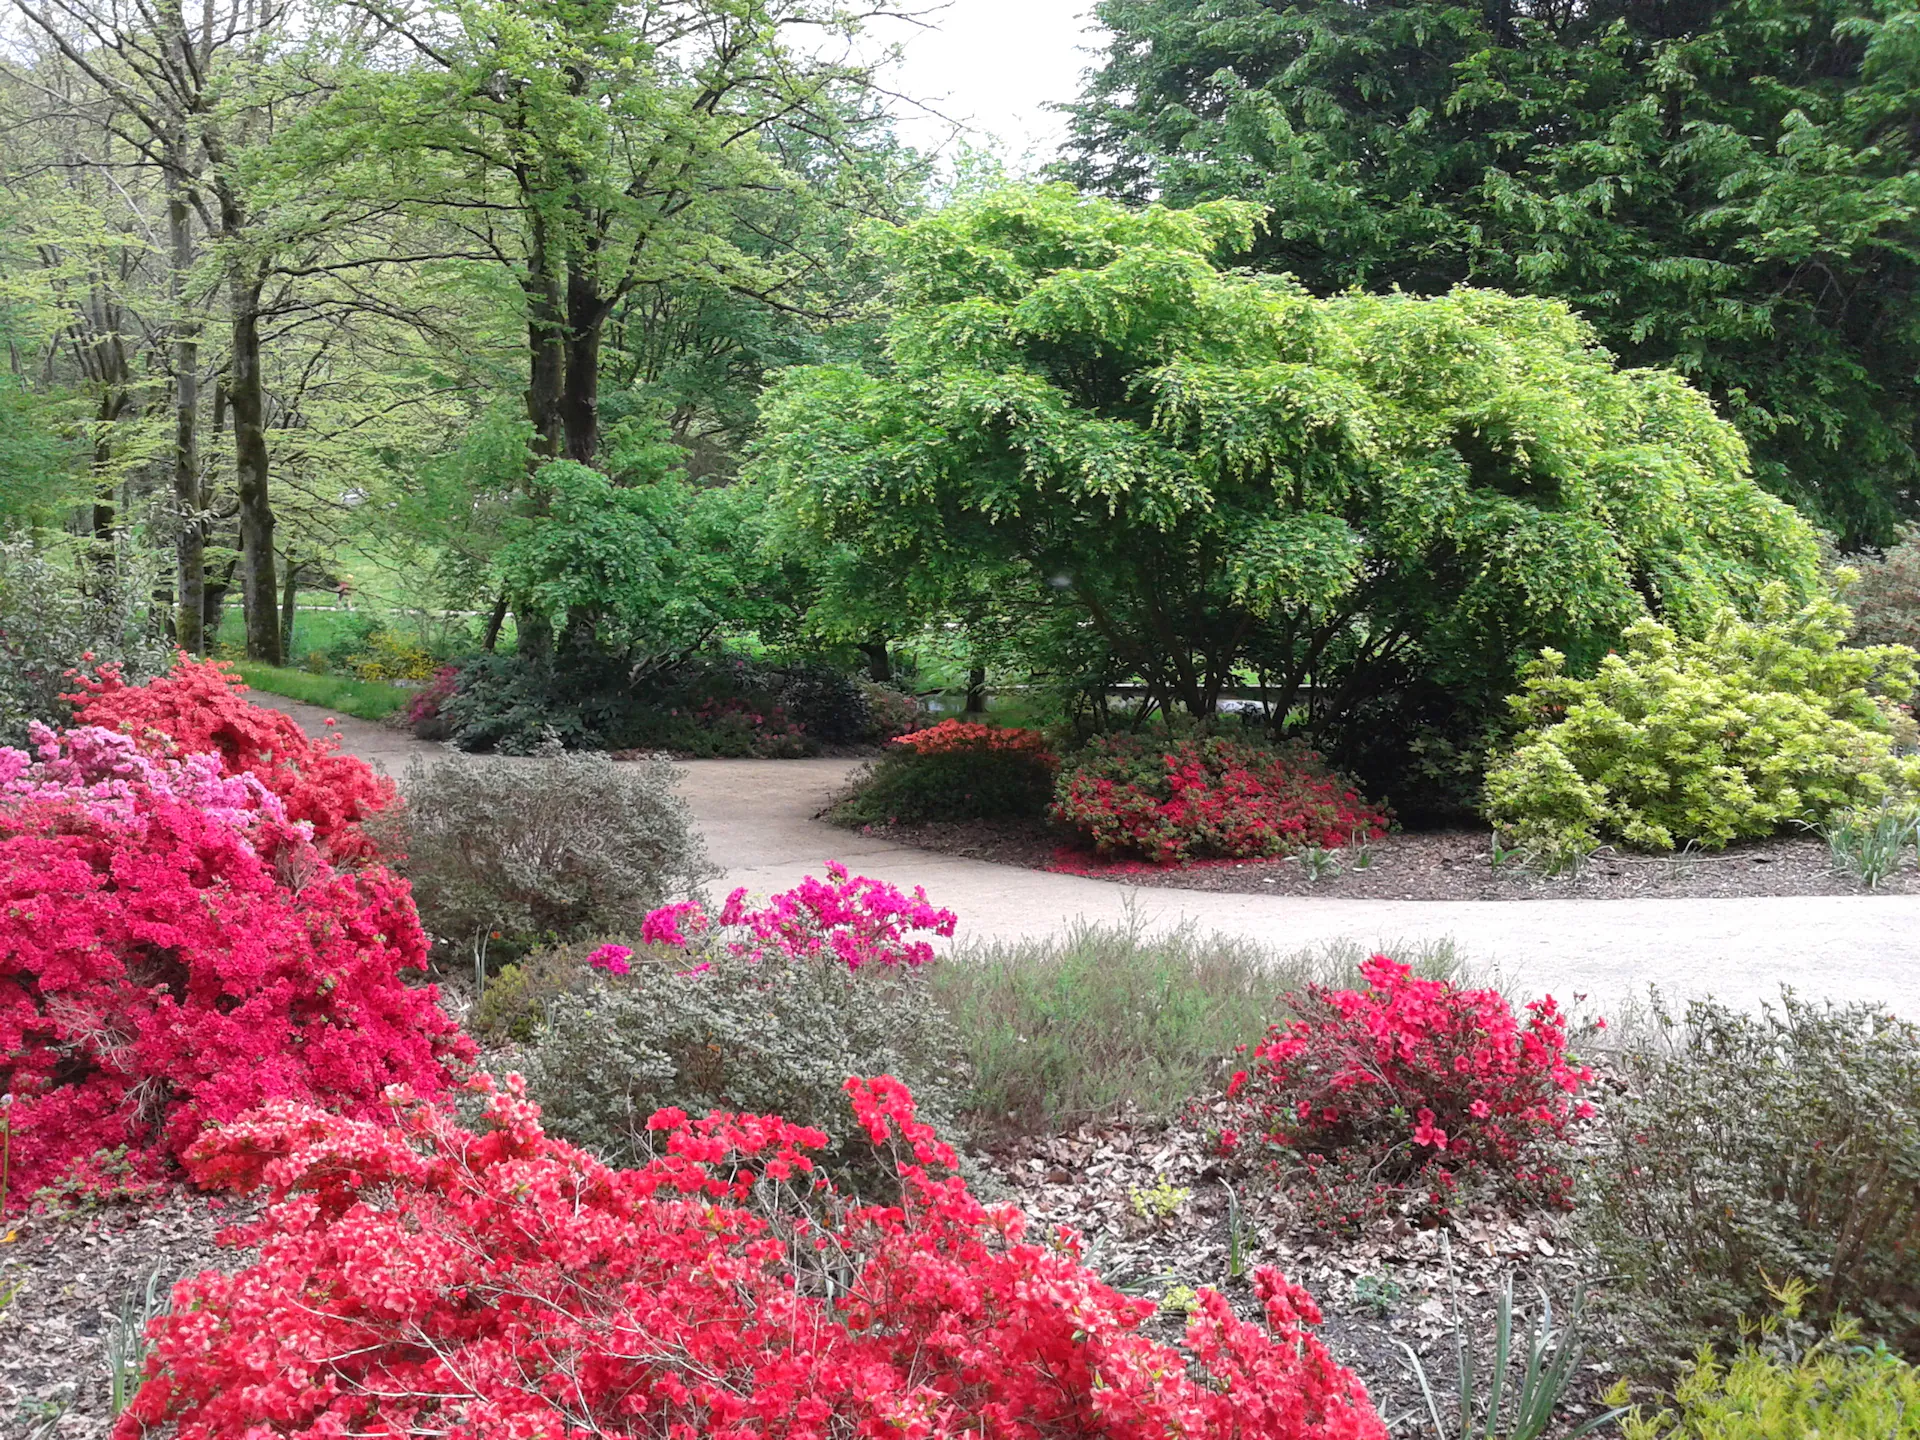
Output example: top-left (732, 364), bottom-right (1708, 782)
top-left (483, 593), bottom-right (509, 651)
top-left (859, 639), bottom-right (892, 683)
top-left (280, 554), bottom-right (301, 659)
top-left (168, 166), bottom-right (205, 654)
top-left (229, 272), bottom-right (280, 665)
top-left (524, 219), bottom-right (566, 459)
top-left (203, 553), bottom-right (238, 642)
top-left (964, 664), bottom-right (987, 714)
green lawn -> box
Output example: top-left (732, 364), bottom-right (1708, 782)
top-left (231, 662), bottom-right (412, 722)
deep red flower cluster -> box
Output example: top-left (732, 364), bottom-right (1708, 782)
top-left (67, 655), bottom-right (395, 861)
top-left (1214, 958), bottom-right (1594, 1228)
top-left (1052, 735), bottom-right (1389, 865)
top-left (119, 1074), bottom-right (1388, 1440)
top-left (641, 860), bottom-right (959, 969)
top-left (0, 722), bottom-right (470, 1206)
top-left (405, 664), bottom-right (461, 729)
top-left (892, 719), bottom-right (1056, 763)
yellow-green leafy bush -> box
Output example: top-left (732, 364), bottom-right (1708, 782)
top-left (1626, 1313), bottom-right (1920, 1439)
top-left (1486, 591), bottom-right (1920, 853)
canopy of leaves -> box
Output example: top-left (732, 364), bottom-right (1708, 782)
top-left (1063, 0), bottom-right (1920, 546)
top-left (754, 185), bottom-right (1823, 797)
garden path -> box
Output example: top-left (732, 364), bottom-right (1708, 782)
top-left (266, 695), bottom-right (1920, 1015)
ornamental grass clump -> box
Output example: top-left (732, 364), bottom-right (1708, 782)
top-left (829, 719), bottom-right (1058, 825)
top-left (1053, 734), bottom-right (1389, 864)
top-left (1485, 590), bottom-right (1920, 856)
top-left (118, 1074), bottom-right (1390, 1440)
top-left (1212, 958), bottom-right (1594, 1232)
top-left (0, 723), bottom-right (470, 1206)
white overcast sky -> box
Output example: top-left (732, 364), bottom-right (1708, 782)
top-left (863, 0), bottom-right (1109, 165)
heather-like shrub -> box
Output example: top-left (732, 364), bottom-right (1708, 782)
top-left (1585, 996), bottom-right (1920, 1359)
top-left (830, 720), bottom-right (1058, 825)
top-left (1053, 734), bottom-right (1390, 864)
top-left (1213, 958), bottom-right (1594, 1232)
top-left (1845, 530), bottom-right (1920, 650)
top-left (0, 539), bottom-right (167, 745)
top-left (1486, 593), bottom-right (1920, 855)
top-left (121, 1075), bottom-right (1389, 1440)
top-left (68, 654), bottom-right (396, 861)
top-left (860, 679), bottom-right (926, 740)
top-left (522, 942), bottom-right (969, 1185)
top-left (375, 752), bottom-right (714, 962)
top-left (0, 724), bottom-right (470, 1206)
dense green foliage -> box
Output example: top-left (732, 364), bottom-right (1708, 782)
top-left (1487, 592), bottom-right (1920, 852)
top-left (758, 186), bottom-right (1823, 798)
top-left (1585, 996), bottom-right (1920, 1360)
top-left (1065, 0), bottom-right (1920, 545)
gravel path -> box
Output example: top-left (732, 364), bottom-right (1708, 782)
top-left (262, 696), bottom-right (1920, 1016)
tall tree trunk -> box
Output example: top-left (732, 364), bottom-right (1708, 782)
top-left (229, 273), bottom-right (280, 665)
top-left (524, 219), bottom-right (566, 459)
top-left (964, 664), bottom-right (987, 714)
top-left (168, 165), bottom-right (205, 654)
top-left (203, 553), bottom-right (238, 642)
top-left (482, 593), bottom-right (509, 651)
top-left (859, 639), bottom-right (892, 683)
top-left (561, 270), bottom-right (604, 465)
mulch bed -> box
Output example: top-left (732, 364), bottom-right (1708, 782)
top-left (843, 816), bottom-right (1912, 899)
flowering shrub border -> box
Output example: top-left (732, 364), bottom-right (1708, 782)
top-left (0, 722), bottom-right (469, 1204)
top-left (891, 719), bottom-right (1056, 761)
top-left (1213, 957), bottom-right (1595, 1230)
top-left (1053, 735), bottom-right (1390, 865)
top-left (120, 1074), bottom-right (1388, 1440)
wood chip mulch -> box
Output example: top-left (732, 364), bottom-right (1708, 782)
top-left (845, 817), bottom-right (1913, 899)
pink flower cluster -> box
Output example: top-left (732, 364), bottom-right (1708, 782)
top-left (119, 1075), bottom-right (1388, 1440)
top-left (0, 717), bottom-right (469, 1206)
top-left (639, 861), bottom-right (958, 970)
top-left (1214, 957), bottom-right (1596, 1228)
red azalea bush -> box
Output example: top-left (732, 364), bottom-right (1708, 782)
top-left (1052, 735), bottom-right (1389, 865)
top-left (67, 654), bottom-right (395, 861)
top-left (119, 1073), bottom-right (1388, 1440)
top-left (831, 721), bottom-right (1059, 826)
top-left (0, 723), bottom-right (470, 1206)
top-left (1214, 958), bottom-right (1595, 1231)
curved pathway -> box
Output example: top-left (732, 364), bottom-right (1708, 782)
top-left (265, 695), bottom-right (1920, 1015)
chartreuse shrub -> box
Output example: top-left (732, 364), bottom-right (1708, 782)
top-left (1486, 591), bottom-right (1920, 855)
top-left (1625, 1289), bottom-right (1920, 1439)
top-left (0, 724), bottom-right (469, 1206)
top-left (1053, 734), bottom-right (1389, 864)
top-left (517, 865), bottom-right (965, 1186)
top-left (828, 720), bottom-right (1057, 825)
top-left (374, 752), bottom-right (714, 978)
top-left (121, 1076), bottom-right (1391, 1439)
top-left (1585, 996), bottom-right (1920, 1360)
top-left (1214, 959), bottom-right (1595, 1232)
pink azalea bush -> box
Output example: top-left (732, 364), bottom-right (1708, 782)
top-left (118, 1074), bottom-right (1388, 1440)
top-left (638, 860), bottom-right (958, 970)
top-left (1213, 957), bottom-right (1596, 1230)
top-left (0, 722), bottom-right (470, 1205)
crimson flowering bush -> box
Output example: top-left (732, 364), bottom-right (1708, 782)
top-left (1051, 735), bottom-right (1389, 865)
top-left (68, 654), bottom-right (395, 861)
top-left (0, 722), bottom-right (470, 1206)
top-left (639, 860), bottom-right (958, 969)
top-left (1214, 958), bottom-right (1595, 1231)
top-left (119, 1073), bottom-right (1388, 1440)
top-left (891, 719), bottom-right (1055, 760)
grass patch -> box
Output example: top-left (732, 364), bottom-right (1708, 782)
top-left (231, 662), bottom-right (411, 721)
top-left (933, 915), bottom-right (1462, 1143)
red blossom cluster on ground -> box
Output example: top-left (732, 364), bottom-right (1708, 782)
top-left (1213, 957), bottom-right (1595, 1230)
top-left (0, 696), bottom-right (468, 1207)
top-left (67, 654), bottom-right (395, 861)
top-left (1053, 735), bottom-right (1391, 865)
top-left (118, 1073), bottom-right (1389, 1440)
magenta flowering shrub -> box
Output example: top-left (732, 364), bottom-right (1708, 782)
top-left (640, 860), bottom-right (958, 969)
top-left (1212, 958), bottom-right (1596, 1231)
top-left (0, 723), bottom-right (469, 1205)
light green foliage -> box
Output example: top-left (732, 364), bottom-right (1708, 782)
top-left (376, 754), bottom-right (714, 966)
top-left (1129, 1176), bottom-right (1190, 1222)
top-left (930, 915), bottom-right (1461, 1140)
top-left (1626, 1310), bottom-right (1920, 1439)
top-left (520, 944), bottom-right (967, 1190)
top-left (1065, 0), bottom-right (1920, 547)
top-left (756, 186), bottom-right (1822, 789)
top-left (1487, 592), bottom-right (1920, 853)
top-left (1584, 996), bottom-right (1920, 1359)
